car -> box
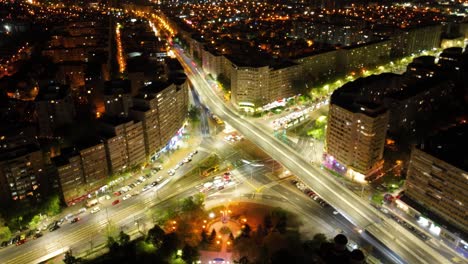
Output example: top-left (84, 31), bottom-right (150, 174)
top-left (112, 199), bottom-right (121, 205)
top-left (217, 186), bottom-right (225, 191)
top-left (64, 213), bottom-right (74, 220)
top-left (139, 176), bottom-right (146, 182)
top-left (142, 185), bottom-right (151, 192)
top-left (174, 163), bottom-right (181, 170)
top-left (1, 241), bottom-right (8, 248)
top-left (333, 211), bottom-right (339, 215)
top-left (135, 180), bottom-right (142, 185)
top-left (193, 150), bottom-right (198, 155)
top-left (71, 217), bottom-right (80, 224)
top-left (57, 218), bottom-right (65, 226)
top-left (33, 233), bottom-right (43, 239)
top-left (49, 225), bottom-right (60, 232)
top-left (168, 170), bottom-right (175, 176)
top-left (90, 207), bottom-right (101, 214)
top-left (144, 174), bottom-right (151, 179)
top-left (114, 191), bottom-right (122, 196)
top-left (151, 181), bottom-right (158, 187)
top-left (129, 183), bottom-right (136, 188)
top-left (122, 194), bottom-right (131, 200)
top-left (16, 239), bottom-right (26, 246)
top-left (157, 176), bottom-right (163, 181)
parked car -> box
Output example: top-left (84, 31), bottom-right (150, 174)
top-left (16, 239), bottom-right (26, 246)
top-left (33, 233), bottom-right (43, 239)
top-left (122, 194), bottom-right (131, 201)
top-left (1, 241), bottom-right (8, 248)
top-left (90, 207), bottom-right (101, 214)
top-left (49, 225), bottom-right (60, 232)
top-left (112, 200), bottom-right (120, 205)
top-left (71, 217), bottom-right (80, 224)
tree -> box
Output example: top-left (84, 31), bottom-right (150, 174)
top-left (46, 195), bottom-right (62, 216)
top-left (106, 236), bottom-right (119, 253)
top-left (209, 229), bottom-right (217, 243)
top-left (303, 233), bottom-right (328, 252)
top-left (182, 244), bottom-right (200, 263)
top-left (201, 229), bottom-right (209, 244)
top-left (159, 232), bottom-right (179, 259)
top-left (63, 250), bottom-right (80, 264)
top-left (193, 193), bottom-right (205, 208)
top-left (263, 215), bottom-right (273, 231)
top-left (147, 225), bottom-right (165, 249)
top-left (241, 224), bottom-right (251, 238)
top-left (238, 256), bottom-right (249, 264)
top-left (181, 196), bottom-right (196, 212)
top-left (118, 231), bottom-right (130, 246)
top-left (28, 215), bottom-right (41, 230)
top-left (0, 226), bottom-right (12, 241)
top-left (188, 105), bottom-right (200, 122)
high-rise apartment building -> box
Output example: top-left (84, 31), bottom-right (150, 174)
top-left (35, 83), bottom-right (76, 137)
top-left (103, 79), bottom-right (133, 118)
top-left (130, 93), bottom-right (162, 159)
top-left (404, 124), bottom-right (468, 234)
top-left (99, 117), bottom-right (146, 171)
top-left (137, 78), bottom-right (189, 147)
top-left (326, 86), bottom-right (389, 181)
top-left (78, 141), bottom-right (108, 186)
top-left (52, 148), bottom-right (85, 205)
top-left (0, 145), bottom-right (43, 203)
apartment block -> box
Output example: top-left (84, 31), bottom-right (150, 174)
top-left (202, 47), bottom-right (224, 79)
top-left (336, 40), bottom-right (392, 74)
top-left (139, 78), bottom-right (189, 147)
top-left (35, 83), bottom-right (76, 137)
top-left (103, 79), bottom-right (133, 118)
top-left (326, 86), bottom-right (389, 181)
top-left (404, 124), bottom-right (468, 234)
top-left (99, 117), bottom-right (146, 171)
top-left (0, 144), bottom-right (44, 203)
top-left (130, 94), bottom-right (162, 158)
top-left (78, 141), bottom-right (108, 185)
top-left (52, 149), bottom-right (85, 205)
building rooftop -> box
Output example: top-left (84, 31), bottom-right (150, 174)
top-left (0, 143), bottom-right (40, 162)
top-left (35, 83), bottom-right (70, 101)
top-left (140, 81), bottom-right (172, 95)
top-left (330, 76), bottom-right (392, 117)
top-left (417, 123), bottom-right (468, 172)
top-left (104, 79), bottom-right (131, 96)
top-left (52, 147), bottom-right (80, 167)
top-left (386, 75), bottom-right (449, 101)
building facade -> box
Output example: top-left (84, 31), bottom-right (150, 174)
top-left (35, 83), bottom-right (76, 137)
top-left (326, 88), bottom-right (389, 181)
top-left (0, 145), bottom-right (43, 203)
top-left (404, 125), bottom-right (468, 235)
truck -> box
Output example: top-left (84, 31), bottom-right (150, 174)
top-left (85, 199), bottom-right (98, 208)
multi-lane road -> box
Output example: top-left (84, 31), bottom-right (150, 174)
top-left (173, 45), bottom-right (455, 264)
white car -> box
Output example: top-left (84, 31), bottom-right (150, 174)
top-left (90, 207), bottom-right (101, 214)
top-left (168, 170), bottom-right (175, 176)
top-left (157, 176), bottom-right (163, 182)
top-left (78, 207), bottom-right (87, 214)
top-left (122, 194), bottom-right (132, 201)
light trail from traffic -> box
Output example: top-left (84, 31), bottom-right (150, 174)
top-left (173, 46), bottom-right (452, 264)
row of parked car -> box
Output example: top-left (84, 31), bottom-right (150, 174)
top-left (387, 210), bottom-right (429, 241)
top-left (168, 150), bottom-right (198, 176)
top-left (291, 179), bottom-right (330, 208)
